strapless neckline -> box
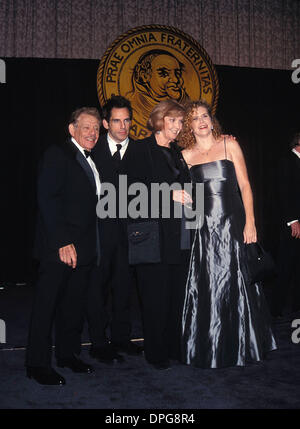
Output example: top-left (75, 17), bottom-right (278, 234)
top-left (189, 159), bottom-right (233, 170)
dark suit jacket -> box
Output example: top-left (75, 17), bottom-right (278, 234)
top-left (278, 150), bottom-right (300, 229)
top-left (34, 139), bottom-right (99, 266)
top-left (91, 133), bottom-right (141, 249)
top-left (127, 134), bottom-right (191, 264)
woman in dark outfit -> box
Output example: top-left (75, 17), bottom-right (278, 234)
top-left (128, 100), bottom-right (192, 370)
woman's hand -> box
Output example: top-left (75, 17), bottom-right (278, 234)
top-left (243, 222), bottom-right (257, 244)
top-left (172, 190), bottom-right (193, 207)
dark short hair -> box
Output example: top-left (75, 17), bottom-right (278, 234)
top-left (69, 107), bottom-right (101, 125)
top-left (102, 95), bottom-right (133, 122)
top-left (147, 99), bottom-right (185, 132)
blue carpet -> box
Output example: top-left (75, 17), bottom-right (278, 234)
top-left (0, 285), bottom-right (300, 409)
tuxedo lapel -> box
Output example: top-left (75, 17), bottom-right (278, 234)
top-left (63, 139), bottom-right (97, 194)
top-left (75, 151), bottom-right (97, 193)
top-left (119, 139), bottom-right (135, 173)
top-left (92, 135), bottom-right (115, 181)
top-left (121, 139), bottom-right (133, 163)
top-left (292, 151), bottom-right (300, 170)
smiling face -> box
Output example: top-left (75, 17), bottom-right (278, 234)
top-left (103, 107), bottom-right (131, 143)
top-left (148, 55), bottom-right (183, 100)
top-left (69, 113), bottom-right (100, 150)
top-left (161, 115), bottom-right (184, 142)
top-left (190, 106), bottom-right (213, 138)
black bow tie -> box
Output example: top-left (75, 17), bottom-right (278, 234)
top-left (84, 150), bottom-right (91, 158)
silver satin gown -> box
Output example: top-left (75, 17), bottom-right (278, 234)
top-left (181, 159), bottom-right (277, 368)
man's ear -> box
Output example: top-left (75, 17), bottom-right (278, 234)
top-left (102, 119), bottom-right (109, 130)
top-left (69, 123), bottom-right (75, 137)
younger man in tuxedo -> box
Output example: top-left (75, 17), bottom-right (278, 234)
top-left (87, 96), bottom-right (143, 363)
top-left (26, 107), bottom-right (101, 385)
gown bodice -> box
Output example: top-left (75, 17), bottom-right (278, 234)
top-left (189, 159), bottom-right (238, 191)
top-left (189, 159), bottom-right (244, 217)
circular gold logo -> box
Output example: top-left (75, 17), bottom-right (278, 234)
top-left (97, 25), bottom-right (219, 140)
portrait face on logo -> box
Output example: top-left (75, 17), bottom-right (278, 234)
top-left (128, 49), bottom-right (190, 104)
top-left (97, 25), bottom-right (219, 139)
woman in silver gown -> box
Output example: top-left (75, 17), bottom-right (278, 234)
top-left (178, 101), bottom-right (277, 368)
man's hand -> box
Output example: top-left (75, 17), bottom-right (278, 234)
top-left (59, 244), bottom-right (77, 268)
top-left (291, 221), bottom-right (300, 239)
top-left (223, 134), bottom-right (236, 140)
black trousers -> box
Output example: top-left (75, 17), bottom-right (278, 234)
top-left (86, 242), bottom-right (136, 347)
top-left (26, 259), bottom-right (92, 367)
top-left (135, 255), bottom-right (189, 364)
top-left (272, 232), bottom-right (300, 315)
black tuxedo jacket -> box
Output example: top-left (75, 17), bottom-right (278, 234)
top-left (278, 150), bottom-right (300, 227)
top-left (34, 139), bottom-right (99, 266)
top-left (91, 133), bottom-right (141, 249)
top-left (92, 133), bottom-right (141, 185)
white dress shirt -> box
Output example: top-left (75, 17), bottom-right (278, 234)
top-left (107, 133), bottom-right (129, 159)
top-left (71, 137), bottom-right (101, 199)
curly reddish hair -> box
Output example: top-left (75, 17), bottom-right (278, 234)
top-left (178, 100), bottom-right (222, 149)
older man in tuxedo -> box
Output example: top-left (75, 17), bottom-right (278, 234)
top-left (87, 96), bottom-right (143, 363)
top-left (26, 107), bottom-right (101, 385)
top-left (272, 132), bottom-right (300, 317)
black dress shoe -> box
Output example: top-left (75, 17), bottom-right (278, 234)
top-left (151, 361), bottom-right (171, 371)
top-left (57, 355), bottom-right (94, 373)
top-left (26, 366), bottom-right (66, 385)
top-left (112, 341), bottom-right (144, 356)
top-left (89, 344), bottom-right (124, 364)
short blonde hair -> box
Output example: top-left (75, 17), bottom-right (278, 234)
top-left (147, 99), bottom-right (185, 132)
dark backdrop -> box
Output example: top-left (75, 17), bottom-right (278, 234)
top-left (0, 58), bottom-right (299, 282)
